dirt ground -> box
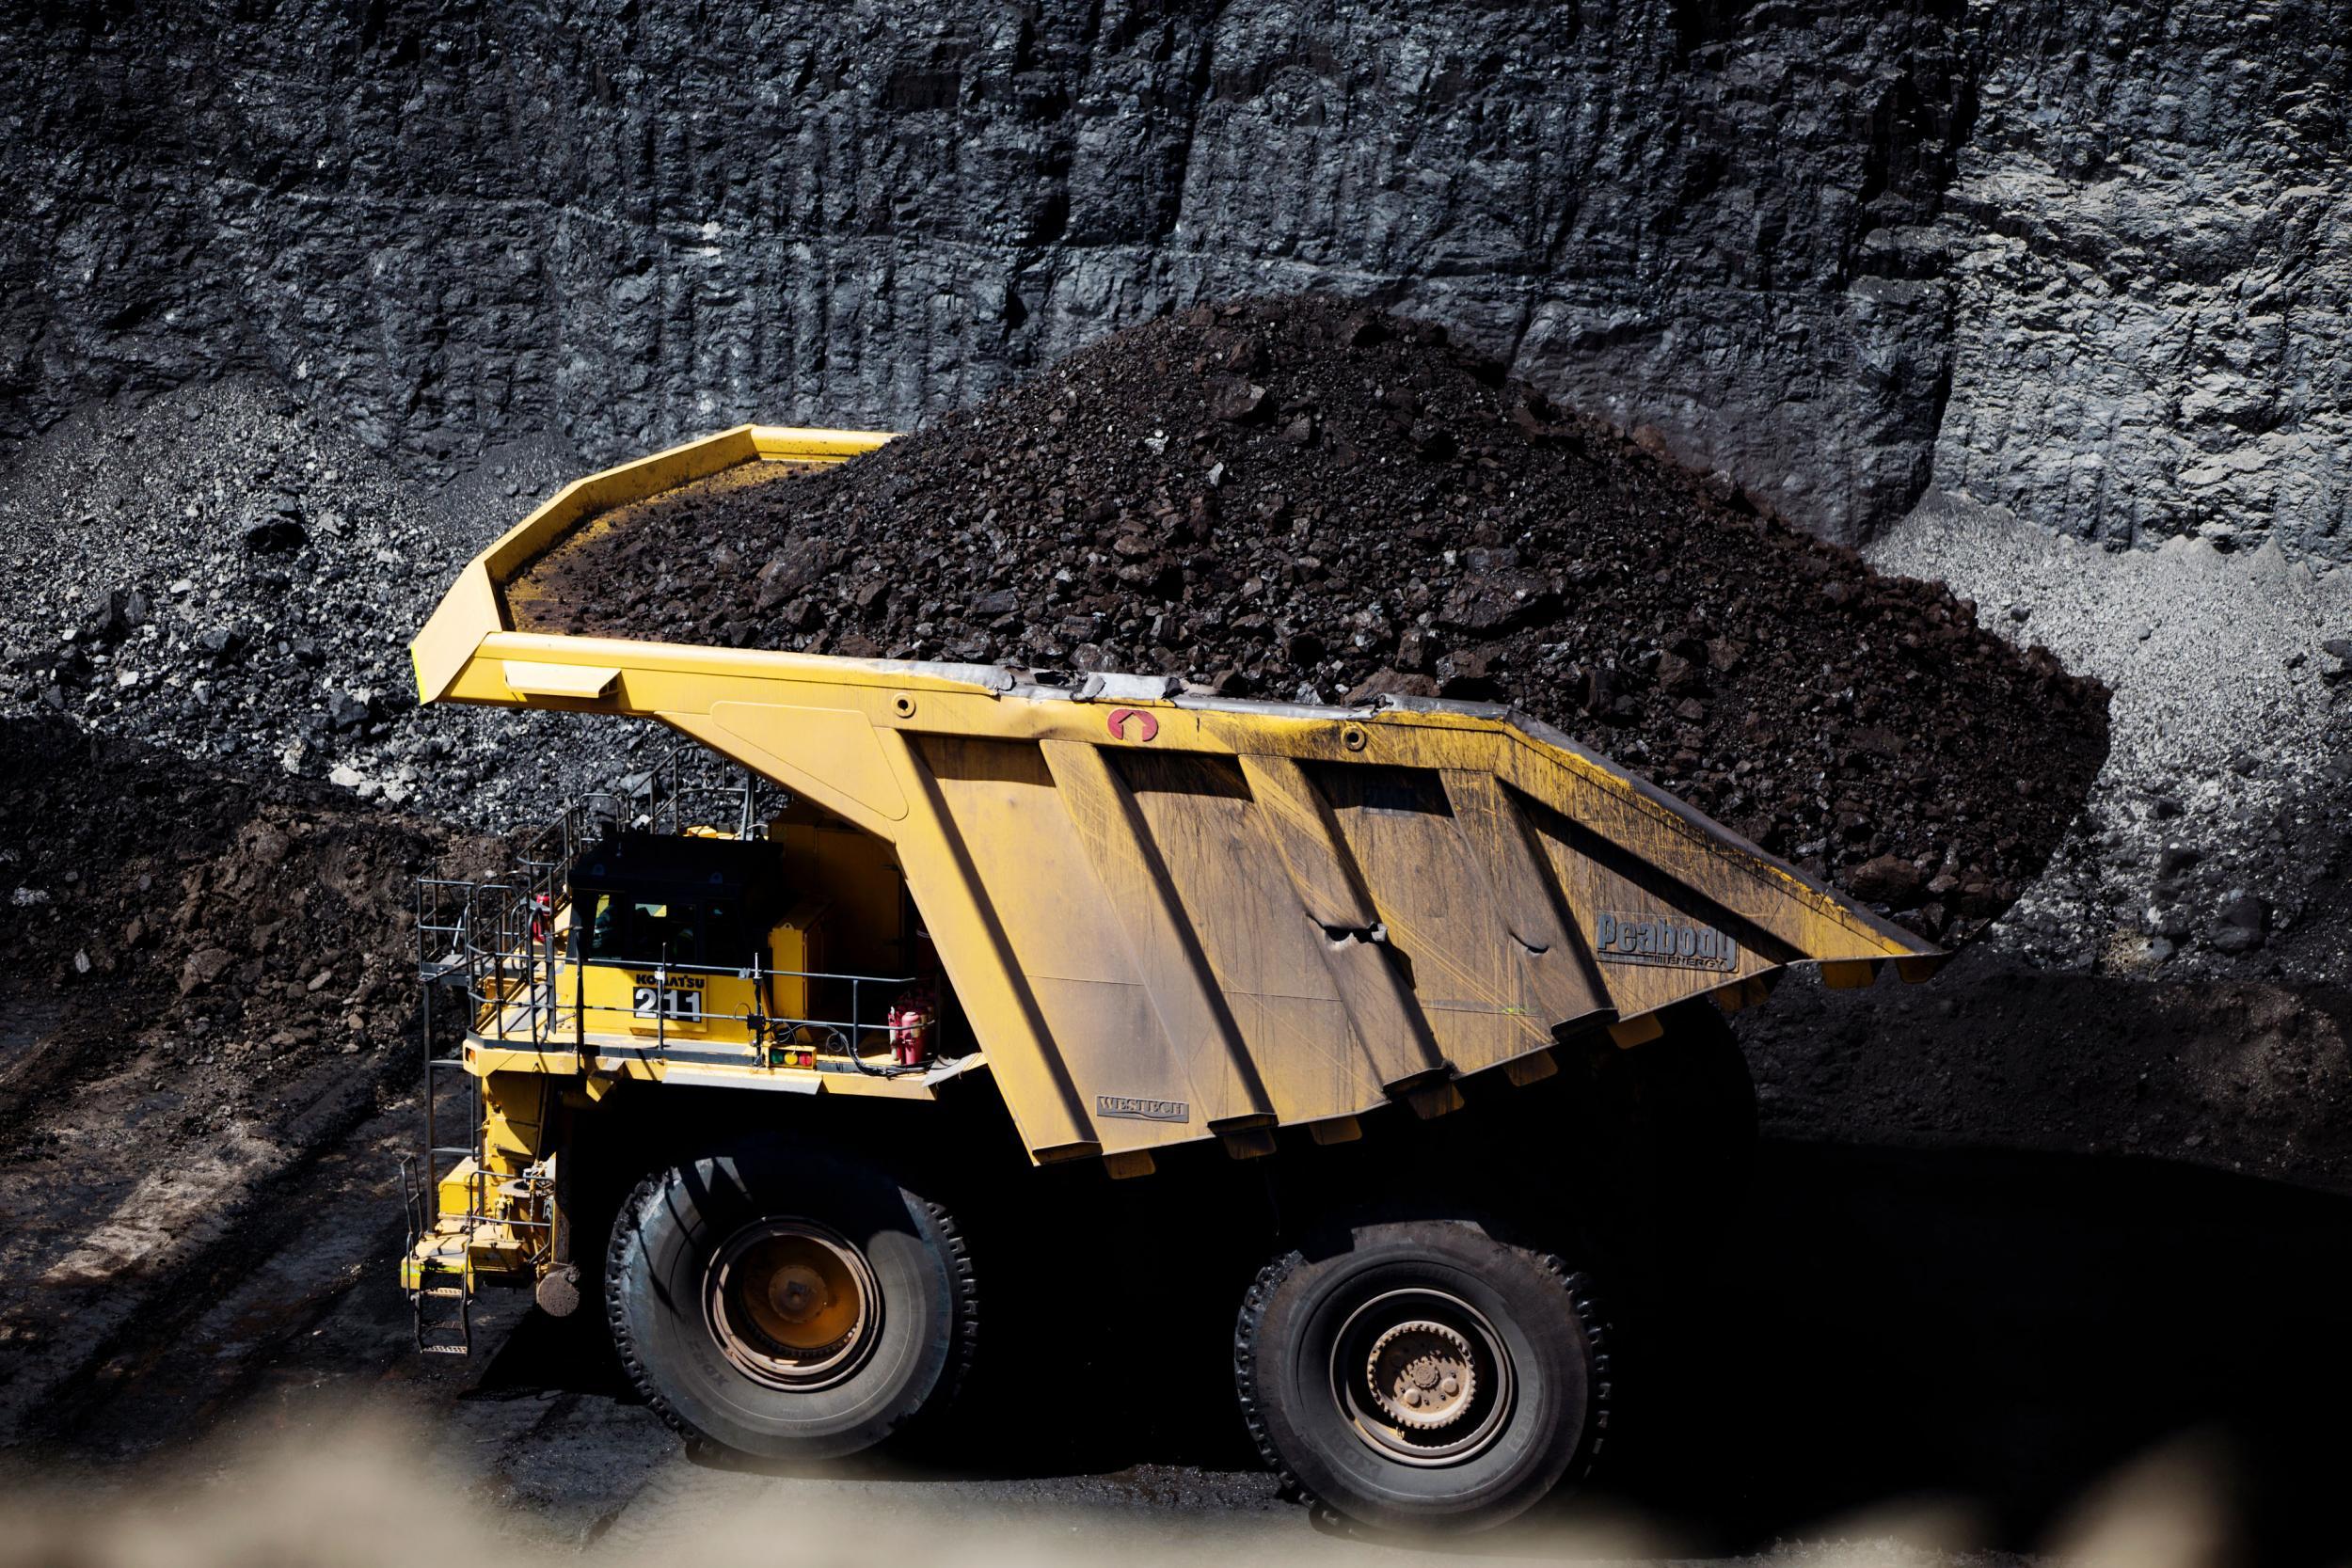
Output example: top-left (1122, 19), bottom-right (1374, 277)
top-left (0, 717), bottom-right (498, 1442)
top-left (0, 716), bottom-right (492, 1125)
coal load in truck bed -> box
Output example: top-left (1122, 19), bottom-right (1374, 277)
top-left (514, 297), bottom-right (2109, 942)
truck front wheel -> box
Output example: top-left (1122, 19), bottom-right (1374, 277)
top-left (607, 1140), bottom-right (975, 1461)
top-left (1234, 1219), bottom-right (1609, 1531)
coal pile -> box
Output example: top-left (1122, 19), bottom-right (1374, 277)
top-left (516, 297), bottom-right (2109, 942)
top-left (0, 717), bottom-right (487, 1148)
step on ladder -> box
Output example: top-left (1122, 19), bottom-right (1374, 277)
top-left (412, 1254), bottom-right (474, 1356)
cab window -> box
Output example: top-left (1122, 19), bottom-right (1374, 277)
top-left (581, 888), bottom-right (761, 968)
top-left (586, 894), bottom-right (699, 963)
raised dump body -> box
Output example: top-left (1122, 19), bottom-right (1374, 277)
top-left (412, 424), bottom-right (1940, 1174)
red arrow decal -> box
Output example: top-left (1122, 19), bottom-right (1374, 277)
top-left (1106, 707), bottom-right (1159, 742)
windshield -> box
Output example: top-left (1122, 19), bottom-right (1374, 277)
top-left (583, 892), bottom-right (755, 968)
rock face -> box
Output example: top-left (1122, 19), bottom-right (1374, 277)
top-left (8, 2), bottom-right (2341, 559)
top-left (1931, 1), bottom-right (2352, 560)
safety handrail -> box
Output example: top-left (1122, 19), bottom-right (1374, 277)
top-left (452, 913), bottom-right (926, 1072)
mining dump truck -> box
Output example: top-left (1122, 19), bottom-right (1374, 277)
top-left (402, 425), bottom-right (1944, 1529)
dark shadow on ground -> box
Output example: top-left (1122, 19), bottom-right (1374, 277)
top-left (472, 1139), bottom-right (2351, 1559)
top-left (472, 1298), bottom-right (638, 1402)
top-left (1598, 1141), bottom-right (2352, 1560)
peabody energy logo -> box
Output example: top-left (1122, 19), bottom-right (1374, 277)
top-left (1593, 911), bottom-right (1740, 973)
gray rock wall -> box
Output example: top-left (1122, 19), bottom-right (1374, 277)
top-left (1931, 0), bottom-right (2352, 559)
top-left (3, 0), bottom-right (2346, 559)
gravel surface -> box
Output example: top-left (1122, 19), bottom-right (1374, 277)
top-left (516, 298), bottom-right (2109, 942)
top-left (0, 375), bottom-right (637, 830)
top-left (1868, 494), bottom-right (2352, 987)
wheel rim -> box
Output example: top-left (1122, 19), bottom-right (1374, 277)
top-left (704, 1217), bottom-right (882, 1391)
top-left (1328, 1288), bottom-right (1515, 1466)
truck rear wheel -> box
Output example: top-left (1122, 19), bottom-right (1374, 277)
top-left (1234, 1219), bottom-right (1608, 1531)
top-left (606, 1140), bottom-right (974, 1461)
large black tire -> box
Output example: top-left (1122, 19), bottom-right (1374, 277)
top-left (1234, 1219), bottom-right (1610, 1531)
top-left (606, 1139), bottom-right (975, 1462)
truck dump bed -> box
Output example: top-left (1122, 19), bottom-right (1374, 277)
top-left (412, 425), bottom-right (1941, 1171)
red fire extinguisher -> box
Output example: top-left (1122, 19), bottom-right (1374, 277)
top-left (886, 988), bottom-right (935, 1067)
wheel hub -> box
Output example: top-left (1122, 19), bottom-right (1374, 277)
top-left (1328, 1288), bottom-right (1515, 1467)
top-left (705, 1218), bottom-right (881, 1392)
top-left (1367, 1320), bottom-right (1476, 1429)
top-left (769, 1262), bottom-right (830, 1323)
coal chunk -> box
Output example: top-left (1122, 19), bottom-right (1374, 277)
top-left (243, 512), bottom-right (309, 554)
top-left (1847, 854), bottom-right (1927, 909)
top-left (1438, 573), bottom-right (1558, 634)
top-left (970, 588), bottom-right (1022, 618)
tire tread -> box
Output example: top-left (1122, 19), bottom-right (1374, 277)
top-left (1231, 1228), bottom-right (1613, 1527)
top-left (604, 1161), bottom-right (977, 1453)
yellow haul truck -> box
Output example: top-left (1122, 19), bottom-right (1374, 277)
top-left (402, 425), bottom-right (1944, 1530)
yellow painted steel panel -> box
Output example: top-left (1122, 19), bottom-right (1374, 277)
top-left (1039, 740), bottom-right (1277, 1138)
top-left (1105, 751), bottom-right (1386, 1123)
top-left (915, 736), bottom-right (1262, 1151)
top-left (1233, 753), bottom-right (1448, 1094)
top-left (1439, 769), bottom-right (1613, 1037)
top-left (1234, 753), bottom-right (1382, 928)
top-left (706, 700), bottom-right (911, 821)
top-left (481, 1071), bottom-right (551, 1160)
top-left (501, 660), bottom-right (620, 699)
top-left (413, 425), bottom-right (890, 705)
top-left (1313, 765), bottom-right (1563, 1072)
top-left (1524, 793), bottom-right (1786, 1022)
top-left (883, 729), bottom-right (1097, 1157)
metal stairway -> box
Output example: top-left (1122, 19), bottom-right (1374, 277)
top-left (404, 895), bottom-right (482, 1356)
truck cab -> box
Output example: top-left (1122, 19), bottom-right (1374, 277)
top-left (401, 768), bottom-right (946, 1348)
top-left (566, 829), bottom-right (818, 1043)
